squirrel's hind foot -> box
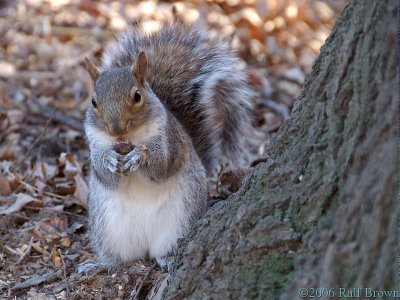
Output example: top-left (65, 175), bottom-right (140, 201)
top-left (155, 256), bottom-right (174, 273)
top-left (76, 260), bottom-right (116, 276)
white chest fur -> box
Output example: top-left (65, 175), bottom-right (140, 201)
top-left (100, 172), bottom-right (188, 262)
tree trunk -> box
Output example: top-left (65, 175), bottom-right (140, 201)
top-left (163, 0), bottom-right (398, 299)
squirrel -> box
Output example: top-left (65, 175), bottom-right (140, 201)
top-left (78, 23), bottom-right (253, 272)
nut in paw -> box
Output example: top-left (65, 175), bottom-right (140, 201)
top-left (114, 139), bottom-right (135, 155)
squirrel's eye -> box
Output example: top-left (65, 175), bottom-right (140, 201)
top-left (134, 90), bottom-right (142, 103)
top-left (92, 98), bottom-right (97, 108)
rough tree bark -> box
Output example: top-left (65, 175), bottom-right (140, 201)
top-left (162, 0), bottom-right (397, 299)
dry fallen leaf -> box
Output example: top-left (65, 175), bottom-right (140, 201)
top-left (31, 241), bottom-right (50, 256)
top-left (60, 237), bottom-right (71, 248)
top-left (33, 162), bottom-right (58, 182)
top-left (27, 288), bottom-right (48, 300)
top-left (54, 180), bottom-right (75, 195)
top-left (43, 216), bottom-right (69, 233)
top-left (218, 167), bottom-right (252, 198)
top-left (73, 173), bottom-right (88, 208)
top-left (0, 194), bottom-right (36, 215)
top-left (0, 81), bottom-right (10, 108)
top-left (0, 173), bottom-right (11, 196)
top-left (58, 153), bottom-right (81, 177)
top-left (50, 248), bottom-right (62, 268)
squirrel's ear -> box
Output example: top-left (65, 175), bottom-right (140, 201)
top-left (133, 51), bottom-right (147, 86)
top-left (85, 58), bottom-right (100, 81)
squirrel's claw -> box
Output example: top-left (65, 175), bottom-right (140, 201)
top-left (121, 145), bottom-right (148, 174)
top-left (103, 149), bottom-right (124, 174)
top-left (122, 148), bottom-right (143, 173)
top-left (140, 145), bottom-right (149, 162)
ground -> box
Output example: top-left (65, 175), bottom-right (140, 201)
top-left (0, 1), bottom-right (346, 299)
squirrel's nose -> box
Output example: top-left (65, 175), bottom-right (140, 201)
top-left (108, 120), bottom-right (127, 136)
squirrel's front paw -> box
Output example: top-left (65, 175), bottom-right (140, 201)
top-left (103, 149), bottom-right (124, 174)
top-left (122, 145), bottom-right (148, 173)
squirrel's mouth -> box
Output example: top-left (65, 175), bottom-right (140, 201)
top-left (116, 136), bottom-right (128, 143)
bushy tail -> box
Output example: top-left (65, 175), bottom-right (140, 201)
top-left (193, 64), bottom-right (254, 173)
top-left (216, 78), bottom-right (254, 168)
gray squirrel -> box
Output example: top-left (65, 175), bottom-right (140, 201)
top-left (78, 23), bottom-right (253, 272)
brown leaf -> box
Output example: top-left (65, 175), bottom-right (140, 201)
top-left (31, 241), bottom-right (50, 256)
top-left (27, 288), bottom-right (48, 300)
top-left (54, 180), bottom-right (75, 195)
top-left (73, 174), bottom-right (88, 208)
top-left (50, 248), bottom-right (62, 268)
top-left (58, 153), bottom-right (81, 177)
top-left (52, 97), bottom-right (78, 110)
top-left (79, 0), bottom-right (101, 17)
top-left (45, 216), bottom-right (69, 233)
top-left (0, 81), bottom-right (10, 108)
top-left (30, 228), bottom-right (45, 240)
top-left (218, 167), bottom-right (252, 198)
top-left (60, 237), bottom-right (71, 248)
top-left (37, 216), bottom-right (68, 239)
top-left (0, 148), bottom-right (17, 161)
top-left (7, 174), bottom-right (21, 190)
top-left (0, 173), bottom-right (11, 196)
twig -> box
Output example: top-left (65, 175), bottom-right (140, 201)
top-left (19, 180), bottom-right (69, 200)
top-left (12, 272), bottom-right (57, 290)
top-left (43, 191), bottom-right (68, 200)
top-left (23, 206), bottom-right (85, 219)
top-left (4, 245), bottom-right (22, 256)
top-left (10, 109), bottom-right (55, 172)
top-left (15, 237), bottom-right (33, 265)
top-left (51, 26), bottom-right (114, 38)
top-left (58, 249), bottom-right (70, 295)
top-left (131, 262), bottom-right (157, 300)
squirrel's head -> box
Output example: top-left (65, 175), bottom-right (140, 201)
top-left (85, 52), bottom-right (153, 137)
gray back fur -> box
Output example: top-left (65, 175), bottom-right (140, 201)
top-left (102, 23), bottom-right (253, 172)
